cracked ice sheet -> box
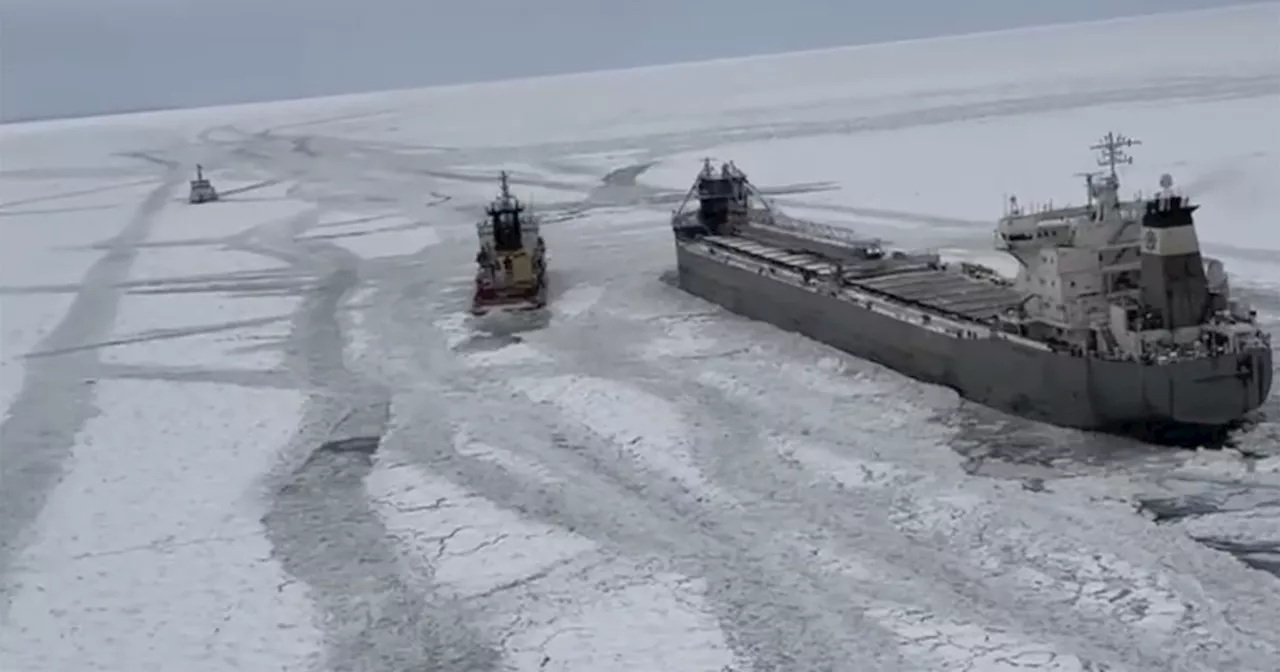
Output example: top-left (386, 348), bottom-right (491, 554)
top-left (0, 380), bottom-right (321, 672)
top-left (778, 438), bottom-right (924, 490)
top-left (883, 477), bottom-right (1267, 650)
top-left (510, 374), bottom-right (727, 503)
top-left (98, 242), bottom-right (298, 371)
top-left (867, 603), bottom-right (1102, 672)
top-left (692, 345), bottom-right (1280, 659)
top-left (695, 363), bottom-right (961, 477)
top-left (367, 444), bottom-right (739, 672)
top-left (778, 441), bottom-right (1258, 661)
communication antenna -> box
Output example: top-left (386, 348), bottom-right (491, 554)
top-left (498, 170), bottom-right (511, 199)
top-left (1090, 132), bottom-right (1141, 181)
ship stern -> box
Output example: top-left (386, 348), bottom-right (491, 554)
top-left (1152, 345), bottom-right (1273, 427)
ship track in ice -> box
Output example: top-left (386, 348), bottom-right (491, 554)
top-left (695, 234), bottom-right (1031, 337)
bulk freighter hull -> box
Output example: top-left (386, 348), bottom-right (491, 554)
top-left (675, 242), bottom-right (1274, 430)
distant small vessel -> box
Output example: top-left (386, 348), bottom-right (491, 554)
top-left (187, 164), bottom-right (218, 204)
top-left (669, 135), bottom-right (1272, 431)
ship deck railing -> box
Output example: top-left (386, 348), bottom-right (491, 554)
top-left (701, 235), bottom-right (1021, 321)
top-left (747, 212), bottom-right (880, 249)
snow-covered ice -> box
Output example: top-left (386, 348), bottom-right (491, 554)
top-left (0, 381), bottom-right (320, 672)
top-left (3, 4), bottom-right (1280, 671)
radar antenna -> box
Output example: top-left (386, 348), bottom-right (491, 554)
top-left (1089, 132), bottom-right (1140, 181)
top-left (498, 170), bottom-right (512, 200)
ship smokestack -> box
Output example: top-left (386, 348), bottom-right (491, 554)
top-left (1139, 174), bottom-right (1209, 329)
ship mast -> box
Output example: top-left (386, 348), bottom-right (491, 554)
top-left (1087, 132), bottom-right (1139, 215)
top-left (1090, 132), bottom-right (1140, 183)
top-left (499, 170), bottom-right (512, 202)
top-left (489, 170), bottom-right (523, 214)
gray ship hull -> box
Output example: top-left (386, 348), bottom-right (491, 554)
top-left (675, 243), bottom-right (1274, 430)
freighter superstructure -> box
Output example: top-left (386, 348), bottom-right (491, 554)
top-left (670, 136), bottom-right (1272, 430)
top-left (995, 133), bottom-right (1266, 365)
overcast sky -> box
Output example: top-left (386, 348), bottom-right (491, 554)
top-left (0, 0), bottom-right (1260, 122)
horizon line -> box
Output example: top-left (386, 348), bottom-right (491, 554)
top-left (2, 1), bottom-right (1272, 129)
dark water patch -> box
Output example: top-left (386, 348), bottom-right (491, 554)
top-left (316, 435), bottom-right (382, 456)
top-left (948, 397), bottom-right (1280, 579)
top-left (290, 137), bottom-right (317, 157)
top-left (465, 311), bottom-right (551, 337)
top-left (218, 179), bottom-right (283, 198)
top-left (943, 402), bottom-right (1159, 475)
top-left (1137, 495), bottom-right (1227, 523)
top-left (944, 399), bottom-right (1270, 487)
top-left (452, 333), bottom-right (524, 354)
top-left (600, 161), bottom-right (657, 187)
top-left (264, 432), bottom-right (503, 672)
top-left (1193, 539), bottom-right (1280, 575)
top-left (1137, 487), bottom-right (1280, 579)
top-left (1110, 419), bottom-right (1252, 450)
top-left (755, 181), bottom-right (841, 197)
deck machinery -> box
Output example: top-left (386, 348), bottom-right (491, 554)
top-left (670, 137), bottom-right (1272, 431)
top-left (472, 171), bottom-right (548, 316)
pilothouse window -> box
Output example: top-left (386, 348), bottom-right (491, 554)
top-left (493, 211), bottom-right (522, 250)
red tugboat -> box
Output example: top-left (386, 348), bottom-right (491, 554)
top-left (471, 171), bottom-right (548, 316)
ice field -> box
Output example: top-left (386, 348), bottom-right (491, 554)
top-left (2, 4), bottom-right (1279, 671)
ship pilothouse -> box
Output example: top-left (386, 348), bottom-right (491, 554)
top-left (994, 133), bottom-right (1268, 363)
top-left (672, 158), bottom-right (752, 239)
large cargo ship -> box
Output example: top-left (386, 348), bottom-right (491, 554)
top-left (669, 135), bottom-right (1273, 431)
